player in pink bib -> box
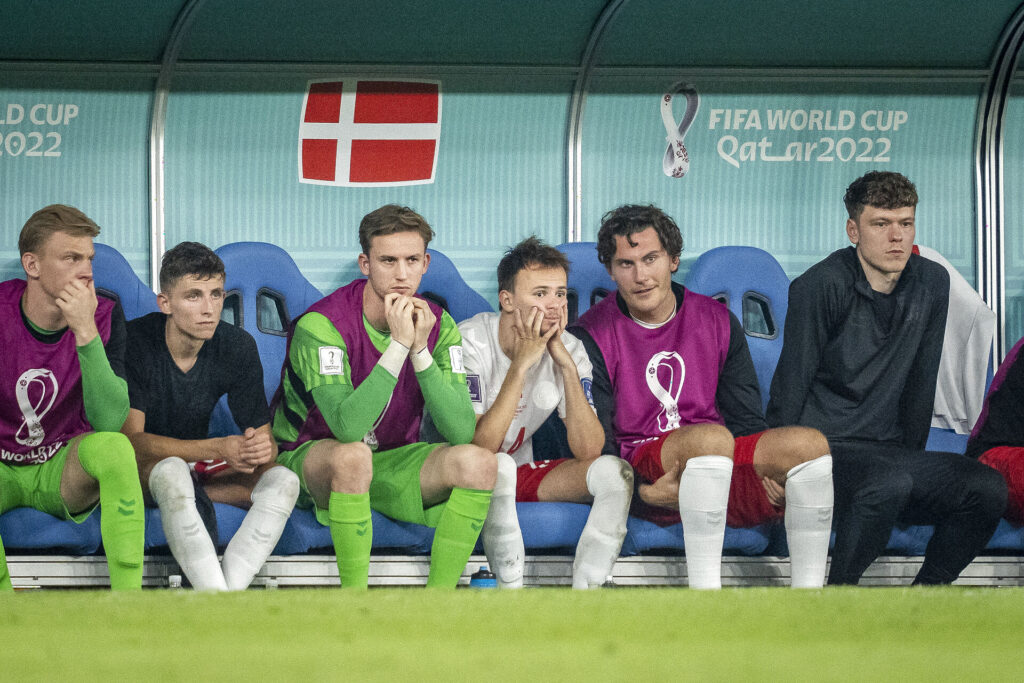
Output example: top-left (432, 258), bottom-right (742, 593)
top-left (570, 205), bottom-right (834, 589)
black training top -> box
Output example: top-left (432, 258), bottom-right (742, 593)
top-left (125, 312), bottom-right (270, 439)
top-left (766, 246), bottom-right (949, 450)
top-left (569, 283), bottom-right (768, 457)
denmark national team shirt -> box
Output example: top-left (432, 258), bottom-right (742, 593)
top-left (458, 311), bottom-right (595, 466)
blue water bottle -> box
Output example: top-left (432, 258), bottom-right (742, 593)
top-left (469, 565), bottom-right (497, 588)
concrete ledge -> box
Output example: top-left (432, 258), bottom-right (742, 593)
top-left (9, 554), bottom-right (1024, 588)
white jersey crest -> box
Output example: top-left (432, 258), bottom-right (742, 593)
top-left (645, 351), bottom-right (684, 432)
top-left (15, 368), bottom-right (58, 447)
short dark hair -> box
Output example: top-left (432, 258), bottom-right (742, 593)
top-left (19, 204), bottom-right (100, 256)
top-left (595, 204), bottom-right (683, 267)
top-left (159, 241), bottom-right (225, 292)
top-left (358, 204), bottom-right (434, 255)
top-left (843, 171), bottom-right (918, 220)
top-left (497, 236), bottom-right (570, 293)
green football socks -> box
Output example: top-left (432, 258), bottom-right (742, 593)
top-left (426, 487), bottom-right (492, 588)
top-left (76, 432), bottom-right (144, 590)
top-left (0, 535), bottom-right (11, 591)
top-left (328, 491), bottom-right (372, 589)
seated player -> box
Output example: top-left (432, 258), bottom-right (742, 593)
top-left (459, 237), bottom-right (632, 589)
top-left (569, 205), bottom-right (834, 589)
top-left (767, 171), bottom-right (1006, 584)
top-left (966, 334), bottom-right (1024, 524)
top-left (271, 204), bottom-right (495, 589)
top-left (0, 205), bottom-right (144, 591)
top-left (122, 242), bottom-right (299, 591)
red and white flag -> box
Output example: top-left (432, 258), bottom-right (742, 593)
top-left (298, 79), bottom-right (441, 186)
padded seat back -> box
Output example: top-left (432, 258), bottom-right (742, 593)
top-left (556, 242), bottom-right (616, 323)
top-left (418, 248), bottom-right (492, 322)
top-left (684, 246), bottom-right (789, 412)
top-left (93, 243), bottom-right (158, 320)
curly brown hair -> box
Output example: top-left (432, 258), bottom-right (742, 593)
top-left (843, 171), bottom-right (918, 220)
top-left (595, 204), bottom-right (683, 267)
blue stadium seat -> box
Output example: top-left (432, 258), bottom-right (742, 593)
top-left (419, 248), bottom-right (492, 323)
top-left (93, 243), bottom-right (158, 321)
top-left (214, 242), bottom-right (323, 403)
top-left (0, 507), bottom-right (102, 554)
top-left (684, 246), bottom-right (789, 412)
top-left (556, 242), bottom-right (616, 323)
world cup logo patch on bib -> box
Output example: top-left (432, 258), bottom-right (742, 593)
top-left (645, 352), bottom-right (684, 432)
top-left (15, 368), bottom-right (58, 447)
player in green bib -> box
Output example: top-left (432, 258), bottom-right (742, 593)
top-left (272, 204), bottom-right (495, 588)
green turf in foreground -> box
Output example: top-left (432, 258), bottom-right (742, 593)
top-left (2, 587), bottom-right (1023, 681)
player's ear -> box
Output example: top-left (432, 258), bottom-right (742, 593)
top-left (498, 290), bottom-right (514, 313)
top-left (421, 251), bottom-right (430, 273)
top-left (670, 255), bottom-right (680, 273)
top-left (358, 252), bottom-right (370, 276)
top-left (846, 218), bottom-right (859, 245)
top-left (21, 252), bottom-right (40, 279)
top-left (156, 291), bottom-right (172, 314)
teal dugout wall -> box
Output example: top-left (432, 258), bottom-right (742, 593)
top-left (583, 78), bottom-right (980, 283)
top-left (1, 0), bottom-right (1022, 349)
top-left (0, 71), bottom-right (153, 283)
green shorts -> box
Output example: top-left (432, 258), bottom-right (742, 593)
top-left (0, 435), bottom-right (93, 522)
top-left (277, 440), bottom-right (447, 528)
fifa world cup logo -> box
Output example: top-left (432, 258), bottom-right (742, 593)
top-left (645, 351), bottom-right (685, 432)
top-left (15, 368), bottom-right (59, 447)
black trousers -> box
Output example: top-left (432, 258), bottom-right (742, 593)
top-left (828, 441), bottom-right (1007, 585)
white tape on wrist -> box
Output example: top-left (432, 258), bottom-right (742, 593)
top-left (411, 346), bottom-right (433, 372)
top-left (379, 339), bottom-right (410, 378)
top-left (661, 81), bottom-right (700, 178)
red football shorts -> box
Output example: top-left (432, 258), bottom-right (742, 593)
top-left (515, 458), bottom-right (572, 502)
top-left (979, 446), bottom-right (1024, 524)
top-left (630, 430), bottom-right (782, 528)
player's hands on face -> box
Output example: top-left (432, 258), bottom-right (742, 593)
top-left (637, 459), bottom-right (681, 509)
top-left (546, 301), bottom-right (574, 370)
top-left (761, 476), bottom-right (785, 508)
top-left (511, 306), bottom-right (557, 374)
top-left (409, 298), bottom-right (436, 353)
top-left (55, 279), bottom-right (99, 345)
top-left (384, 293), bottom-right (417, 349)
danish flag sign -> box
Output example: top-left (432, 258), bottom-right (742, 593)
top-left (298, 79), bottom-right (442, 187)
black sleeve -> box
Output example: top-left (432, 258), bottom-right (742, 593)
top-left (225, 330), bottom-right (272, 430)
top-left (568, 325), bottom-right (618, 456)
top-left (104, 301), bottom-right (128, 382)
top-left (766, 271), bottom-right (836, 428)
top-left (717, 311), bottom-right (769, 437)
top-left (901, 267), bottom-right (950, 450)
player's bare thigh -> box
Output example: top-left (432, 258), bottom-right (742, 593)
top-left (660, 423), bottom-right (735, 473)
top-left (419, 443), bottom-right (497, 507)
top-left (204, 460), bottom-right (284, 508)
top-left (301, 439), bottom-right (373, 508)
top-left (58, 436), bottom-right (99, 514)
top-left (751, 426), bottom-right (830, 482)
top-left (535, 458), bottom-right (593, 503)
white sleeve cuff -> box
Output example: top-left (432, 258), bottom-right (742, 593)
top-left (410, 346), bottom-right (434, 372)
top-left (379, 339), bottom-right (410, 378)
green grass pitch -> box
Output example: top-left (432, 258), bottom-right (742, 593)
top-left (3, 587), bottom-right (1023, 681)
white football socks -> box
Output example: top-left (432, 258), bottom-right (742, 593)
top-left (149, 457), bottom-right (227, 591)
top-left (784, 455), bottom-right (834, 589)
top-left (679, 455), bottom-right (733, 590)
top-left (221, 466), bottom-right (300, 591)
top-left (481, 453), bottom-right (525, 589)
top-left (573, 455), bottom-right (632, 589)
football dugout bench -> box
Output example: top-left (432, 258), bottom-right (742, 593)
top-left (4, 241), bottom-right (1022, 588)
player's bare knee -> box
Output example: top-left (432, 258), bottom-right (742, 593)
top-left (685, 423), bottom-right (734, 460)
top-left (327, 441), bottom-right (373, 493)
top-left (447, 445), bottom-right (498, 491)
top-left (790, 427), bottom-right (831, 464)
